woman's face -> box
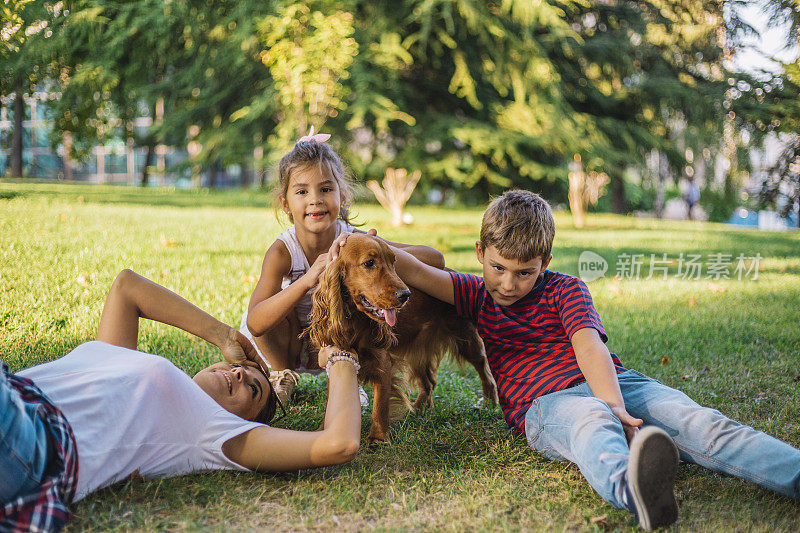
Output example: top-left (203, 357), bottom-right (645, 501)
top-left (193, 362), bottom-right (270, 421)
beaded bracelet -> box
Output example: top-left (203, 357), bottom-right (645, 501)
top-left (325, 351), bottom-right (361, 376)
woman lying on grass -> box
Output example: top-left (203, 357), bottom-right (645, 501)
top-left (0, 269), bottom-right (361, 532)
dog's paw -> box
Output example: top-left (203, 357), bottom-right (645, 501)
top-left (367, 427), bottom-right (390, 444)
top-left (485, 391), bottom-right (500, 407)
top-left (412, 395), bottom-right (433, 411)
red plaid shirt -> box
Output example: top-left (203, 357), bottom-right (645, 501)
top-left (0, 365), bottom-right (79, 533)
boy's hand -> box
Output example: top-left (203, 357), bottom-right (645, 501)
top-left (329, 228), bottom-right (378, 260)
top-left (610, 405), bottom-right (643, 444)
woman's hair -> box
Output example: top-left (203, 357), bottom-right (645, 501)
top-left (254, 387), bottom-right (279, 424)
top-left (276, 140), bottom-right (356, 225)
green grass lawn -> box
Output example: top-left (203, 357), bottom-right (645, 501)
top-left (2, 180), bottom-right (799, 531)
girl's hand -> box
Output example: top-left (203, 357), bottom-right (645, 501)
top-left (328, 228), bottom-right (378, 260)
top-left (301, 253), bottom-right (331, 290)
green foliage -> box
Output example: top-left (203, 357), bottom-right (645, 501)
top-left (4, 0), bottom-right (795, 211)
top-left (259, 1), bottom-right (358, 162)
top-left (701, 185), bottom-right (738, 222)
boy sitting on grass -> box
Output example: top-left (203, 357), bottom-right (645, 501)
top-left (333, 189), bottom-right (800, 530)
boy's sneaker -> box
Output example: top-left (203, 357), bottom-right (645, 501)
top-left (627, 426), bottom-right (679, 530)
top-left (269, 369), bottom-right (300, 405)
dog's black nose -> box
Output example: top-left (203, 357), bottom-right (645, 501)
top-left (396, 289), bottom-right (411, 304)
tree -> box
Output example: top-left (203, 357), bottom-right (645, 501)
top-left (257, 1), bottom-right (358, 165)
top-left (1, 0), bottom-right (53, 178)
top-left (367, 167), bottom-right (422, 226)
top-left (339, 0), bottom-right (585, 199)
top-left (48, 0), bottom-right (277, 186)
top-left (758, 0), bottom-right (800, 226)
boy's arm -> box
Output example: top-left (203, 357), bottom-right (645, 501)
top-left (351, 228), bottom-right (445, 269)
top-left (97, 269), bottom-right (256, 365)
top-left (391, 246), bottom-right (455, 304)
top-left (571, 327), bottom-right (642, 442)
top-left (382, 241), bottom-right (445, 269)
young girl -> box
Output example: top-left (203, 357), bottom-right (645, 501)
top-left (239, 128), bottom-right (444, 404)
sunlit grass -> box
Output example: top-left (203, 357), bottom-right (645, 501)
top-left (2, 180), bottom-right (799, 531)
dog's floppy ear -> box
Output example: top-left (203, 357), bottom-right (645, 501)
top-left (306, 259), bottom-right (352, 350)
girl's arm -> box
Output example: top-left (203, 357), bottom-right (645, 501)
top-left (97, 269), bottom-right (253, 363)
top-left (221, 348), bottom-right (361, 470)
top-left (245, 240), bottom-right (323, 337)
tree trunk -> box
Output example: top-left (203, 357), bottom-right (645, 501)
top-left (654, 151), bottom-right (667, 218)
top-left (141, 143), bottom-right (154, 186)
top-left (609, 171), bottom-right (626, 214)
top-left (140, 105), bottom-right (158, 186)
top-left (568, 170), bottom-right (587, 228)
top-left (240, 158), bottom-right (252, 188)
top-left (208, 161), bottom-right (219, 189)
top-left (10, 89), bottom-right (24, 178)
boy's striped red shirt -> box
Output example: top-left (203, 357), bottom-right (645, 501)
top-left (450, 270), bottom-right (625, 432)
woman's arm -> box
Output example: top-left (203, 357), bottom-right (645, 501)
top-left (221, 348), bottom-right (361, 470)
top-left (245, 240), bottom-right (328, 336)
top-left (97, 269), bottom-right (255, 363)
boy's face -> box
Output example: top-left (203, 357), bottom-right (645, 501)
top-left (476, 243), bottom-right (552, 306)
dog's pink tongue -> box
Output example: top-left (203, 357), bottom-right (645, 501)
top-left (381, 308), bottom-right (397, 327)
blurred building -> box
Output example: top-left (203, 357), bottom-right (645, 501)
top-left (0, 92), bottom-right (247, 187)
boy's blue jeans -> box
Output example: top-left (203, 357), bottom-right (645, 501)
top-left (525, 370), bottom-right (800, 509)
top-left (0, 364), bottom-right (51, 503)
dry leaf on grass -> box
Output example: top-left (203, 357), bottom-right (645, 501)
top-left (707, 282), bottom-right (727, 293)
top-left (688, 297), bottom-right (697, 307)
top-left (160, 234), bottom-right (178, 247)
top-left (661, 356), bottom-right (671, 366)
top-left (589, 514), bottom-right (610, 528)
top-left (242, 274), bottom-right (259, 283)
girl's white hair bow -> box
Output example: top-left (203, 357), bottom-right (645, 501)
top-left (297, 125), bottom-right (331, 144)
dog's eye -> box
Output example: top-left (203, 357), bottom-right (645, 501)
top-left (363, 259), bottom-right (376, 269)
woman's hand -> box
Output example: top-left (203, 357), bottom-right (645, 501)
top-left (219, 327), bottom-right (263, 369)
top-left (317, 345), bottom-right (359, 368)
